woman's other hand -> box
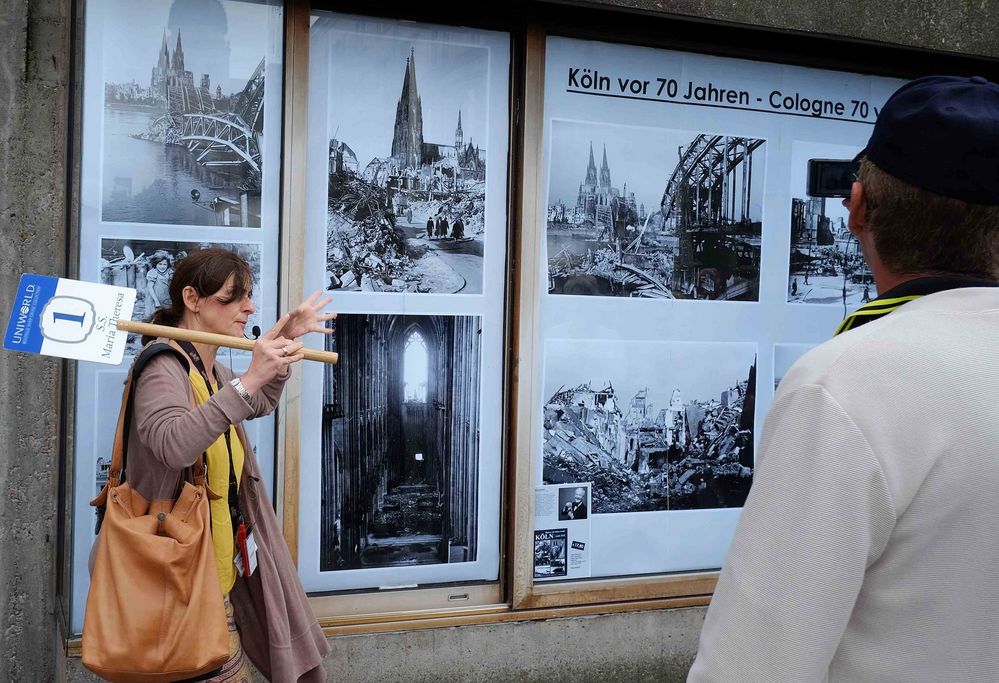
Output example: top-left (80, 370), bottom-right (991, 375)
top-left (281, 291), bottom-right (336, 341)
top-left (241, 313), bottom-right (305, 393)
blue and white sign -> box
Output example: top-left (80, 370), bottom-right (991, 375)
top-left (3, 274), bottom-right (136, 364)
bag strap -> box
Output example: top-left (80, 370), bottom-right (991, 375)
top-left (109, 341), bottom-right (193, 486)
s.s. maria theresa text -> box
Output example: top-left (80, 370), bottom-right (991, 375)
top-left (565, 67), bottom-right (881, 123)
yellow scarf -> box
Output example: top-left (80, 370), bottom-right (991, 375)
top-left (188, 368), bottom-right (245, 594)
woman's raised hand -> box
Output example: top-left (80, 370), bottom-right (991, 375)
top-left (241, 313), bottom-right (305, 394)
top-left (281, 291), bottom-right (336, 341)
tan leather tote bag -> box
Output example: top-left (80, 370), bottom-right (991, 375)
top-left (82, 343), bottom-right (228, 682)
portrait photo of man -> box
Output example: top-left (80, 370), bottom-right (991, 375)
top-left (558, 486), bottom-right (589, 521)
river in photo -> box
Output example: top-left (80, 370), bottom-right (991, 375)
top-left (100, 107), bottom-right (255, 226)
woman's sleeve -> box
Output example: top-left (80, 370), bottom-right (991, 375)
top-left (218, 365), bottom-right (289, 418)
top-left (133, 354), bottom-right (256, 470)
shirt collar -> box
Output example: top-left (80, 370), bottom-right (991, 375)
top-left (834, 275), bottom-right (999, 336)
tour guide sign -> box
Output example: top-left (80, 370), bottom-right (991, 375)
top-left (4, 274), bottom-right (134, 364)
top-left (3, 273), bottom-right (339, 365)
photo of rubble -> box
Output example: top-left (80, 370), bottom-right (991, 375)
top-left (787, 142), bottom-right (876, 305)
top-left (322, 30), bottom-right (490, 294)
top-left (99, 0), bottom-right (275, 227)
top-left (542, 340), bottom-right (757, 512)
top-left (99, 238), bottom-right (262, 354)
top-left (319, 313), bottom-right (482, 571)
top-left (546, 120), bottom-right (765, 300)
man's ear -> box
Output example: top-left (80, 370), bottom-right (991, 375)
top-left (847, 180), bottom-right (868, 238)
top-left (181, 285), bottom-right (201, 314)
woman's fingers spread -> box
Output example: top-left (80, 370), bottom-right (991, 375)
top-left (263, 313), bottom-right (291, 339)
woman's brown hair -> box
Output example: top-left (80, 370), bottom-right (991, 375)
top-left (142, 248), bottom-right (254, 345)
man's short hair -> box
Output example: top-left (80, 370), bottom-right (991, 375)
top-left (860, 157), bottom-right (999, 279)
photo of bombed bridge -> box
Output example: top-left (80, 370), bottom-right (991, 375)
top-left (547, 120), bottom-right (765, 300)
top-left (100, 1), bottom-right (273, 227)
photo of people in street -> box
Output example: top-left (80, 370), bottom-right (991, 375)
top-left (99, 238), bottom-right (262, 354)
top-left (787, 141), bottom-right (876, 305)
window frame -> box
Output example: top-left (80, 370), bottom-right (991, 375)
top-left (59, 0), bottom-right (999, 645)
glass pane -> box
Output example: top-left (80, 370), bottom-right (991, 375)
top-left (532, 36), bottom-right (903, 584)
top-left (71, 0), bottom-right (284, 633)
top-left (297, 12), bottom-right (510, 593)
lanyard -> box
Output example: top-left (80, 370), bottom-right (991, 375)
top-left (176, 340), bottom-right (245, 534)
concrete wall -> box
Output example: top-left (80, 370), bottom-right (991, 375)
top-left (581, 0), bottom-right (999, 58)
top-left (0, 1), bottom-right (72, 681)
top-left (63, 607), bottom-right (706, 682)
top-left (3, 0), bottom-right (999, 681)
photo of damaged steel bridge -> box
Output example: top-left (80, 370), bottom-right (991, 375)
top-left (547, 120), bottom-right (765, 300)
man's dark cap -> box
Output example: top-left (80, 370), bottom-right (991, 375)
top-left (860, 75), bottom-right (999, 205)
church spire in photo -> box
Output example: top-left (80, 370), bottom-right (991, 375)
top-left (600, 143), bottom-right (611, 188)
top-left (585, 141), bottom-right (598, 186)
top-left (391, 47), bottom-right (424, 170)
top-left (171, 32), bottom-right (186, 71)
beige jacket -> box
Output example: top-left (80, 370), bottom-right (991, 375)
top-left (127, 343), bottom-right (330, 682)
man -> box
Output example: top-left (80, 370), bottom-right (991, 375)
top-left (689, 76), bottom-right (999, 682)
top-left (560, 487), bottom-right (588, 520)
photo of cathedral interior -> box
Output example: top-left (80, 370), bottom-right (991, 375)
top-left (319, 313), bottom-right (482, 571)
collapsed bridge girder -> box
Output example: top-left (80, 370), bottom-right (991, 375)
top-left (659, 135), bottom-right (764, 226)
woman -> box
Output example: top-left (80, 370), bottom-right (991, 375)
top-left (131, 248), bottom-right (332, 681)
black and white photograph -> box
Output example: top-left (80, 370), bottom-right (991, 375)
top-left (99, 238), bottom-right (262, 353)
top-left (320, 313), bottom-right (482, 571)
top-left (543, 340), bottom-right (757, 513)
top-left (322, 29), bottom-right (490, 294)
top-left (557, 484), bottom-right (589, 521)
top-left (787, 142), bottom-right (875, 305)
top-left (773, 343), bottom-right (815, 391)
top-left (533, 529), bottom-right (568, 579)
top-left (98, 0), bottom-right (277, 227)
top-left (546, 120), bottom-right (765, 300)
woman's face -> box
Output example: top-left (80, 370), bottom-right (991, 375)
top-left (156, 260), bottom-right (169, 273)
top-left (196, 273), bottom-right (255, 337)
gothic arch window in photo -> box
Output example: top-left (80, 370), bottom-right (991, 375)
top-left (404, 329), bottom-right (429, 403)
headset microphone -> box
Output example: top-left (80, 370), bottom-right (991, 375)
top-left (245, 325), bottom-right (261, 340)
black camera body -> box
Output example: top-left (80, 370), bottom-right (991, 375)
top-left (807, 158), bottom-right (859, 198)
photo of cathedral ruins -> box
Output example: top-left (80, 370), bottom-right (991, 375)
top-left (320, 313), bottom-right (482, 571)
top-left (547, 120), bottom-right (765, 300)
top-left (324, 37), bottom-right (490, 294)
top-left (100, 0), bottom-right (272, 226)
top-left (542, 341), bottom-right (757, 512)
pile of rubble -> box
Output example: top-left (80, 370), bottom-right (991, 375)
top-left (326, 171), bottom-right (420, 292)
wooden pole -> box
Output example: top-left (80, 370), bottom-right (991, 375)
top-left (116, 320), bottom-right (339, 365)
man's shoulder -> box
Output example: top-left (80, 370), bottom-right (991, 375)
top-left (780, 289), bottom-right (999, 400)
